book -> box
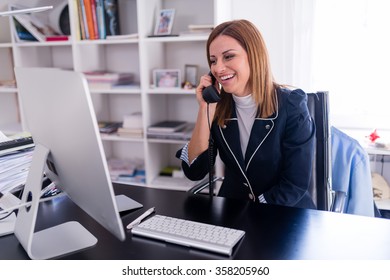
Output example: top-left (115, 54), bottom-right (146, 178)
top-left (108, 158), bottom-right (145, 183)
top-left (84, 71), bottom-right (135, 89)
top-left (90, 0), bottom-right (99, 39)
top-left (106, 33), bottom-right (138, 40)
top-left (179, 24), bottom-right (214, 37)
top-left (103, 0), bottom-right (120, 36)
top-left (72, 0), bottom-right (82, 40)
top-left (147, 120), bottom-right (188, 133)
top-left (45, 35), bottom-right (70, 41)
top-left (107, 158), bottom-right (136, 180)
top-left (88, 82), bottom-right (137, 90)
top-left (115, 169), bottom-right (146, 184)
top-left (117, 127), bottom-right (143, 138)
top-left (147, 122), bottom-right (194, 140)
top-left (95, 0), bottom-right (106, 39)
top-left (83, 71), bottom-right (134, 82)
top-left (12, 18), bottom-right (37, 42)
top-left (98, 121), bottom-right (122, 134)
top-left (78, 0), bottom-right (89, 39)
top-left (159, 166), bottom-right (181, 177)
top-left (188, 24), bottom-right (214, 31)
top-left (11, 5), bottom-right (68, 42)
top-left (83, 0), bottom-right (98, 40)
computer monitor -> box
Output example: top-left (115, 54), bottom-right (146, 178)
top-left (14, 67), bottom-right (141, 259)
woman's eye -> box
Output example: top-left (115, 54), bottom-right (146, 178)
top-left (225, 54), bottom-right (234, 60)
top-left (210, 60), bottom-right (216, 65)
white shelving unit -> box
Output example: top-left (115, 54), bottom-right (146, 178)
top-left (0, 0), bottom-right (230, 191)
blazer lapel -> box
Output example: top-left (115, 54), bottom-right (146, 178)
top-left (244, 118), bottom-right (275, 168)
top-left (220, 119), bottom-right (245, 166)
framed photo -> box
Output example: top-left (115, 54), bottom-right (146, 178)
top-left (184, 64), bottom-right (198, 87)
top-left (153, 69), bottom-right (181, 88)
top-left (154, 9), bottom-right (175, 35)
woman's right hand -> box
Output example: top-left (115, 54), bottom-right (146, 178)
top-left (188, 73), bottom-right (218, 161)
top-left (196, 73), bottom-right (215, 106)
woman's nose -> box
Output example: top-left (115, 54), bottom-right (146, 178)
top-left (213, 61), bottom-right (226, 74)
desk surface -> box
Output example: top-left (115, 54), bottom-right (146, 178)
top-left (1, 184), bottom-right (390, 260)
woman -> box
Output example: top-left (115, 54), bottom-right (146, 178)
top-left (176, 19), bottom-right (316, 209)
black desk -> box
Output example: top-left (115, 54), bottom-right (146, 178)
top-left (1, 184), bottom-right (390, 260)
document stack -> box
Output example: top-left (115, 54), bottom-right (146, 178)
top-left (0, 131), bottom-right (34, 196)
top-left (147, 120), bottom-right (194, 141)
top-left (83, 71), bottom-right (135, 90)
top-left (108, 158), bottom-right (145, 185)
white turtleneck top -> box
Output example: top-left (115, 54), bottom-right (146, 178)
top-left (232, 94), bottom-right (257, 156)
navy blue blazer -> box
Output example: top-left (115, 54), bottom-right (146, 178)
top-left (177, 87), bottom-right (316, 209)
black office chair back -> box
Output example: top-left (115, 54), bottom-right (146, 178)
top-left (306, 92), bottom-right (331, 211)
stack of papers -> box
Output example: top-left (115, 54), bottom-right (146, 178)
top-left (0, 131), bottom-right (33, 195)
top-left (147, 121), bottom-right (194, 141)
top-left (0, 148), bottom-right (33, 195)
top-left (107, 158), bottom-right (145, 184)
top-left (84, 71), bottom-right (135, 90)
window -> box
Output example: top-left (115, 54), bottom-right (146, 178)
top-left (311, 0), bottom-right (390, 129)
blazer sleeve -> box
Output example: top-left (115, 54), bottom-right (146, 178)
top-left (263, 89), bottom-right (316, 208)
top-left (175, 146), bottom-right (213, 181)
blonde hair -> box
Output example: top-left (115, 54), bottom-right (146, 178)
top-left (206, 19), bottom-right (279, 126)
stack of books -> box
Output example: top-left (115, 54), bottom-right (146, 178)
top-left (108, 158), bottom-right (145, 184)
top-left (147, 120), bottom-right (194, 141)
top-left (117, 112), bottom-right (143, 138)
top-left (0, 131), bottom-right (34, 195)
top-left (179, 24), bottom-right (214, 37)
top-left (98, 121), bottom-right (122, 134)
top-left (84, 71), bottom-right (135, 90)
top-left (75, 0), bottom-right (120, 40)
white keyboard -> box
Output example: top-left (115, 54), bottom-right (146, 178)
top-left (131, 214), bottom-right (245, 256)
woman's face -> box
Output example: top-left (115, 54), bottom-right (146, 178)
top-left (209, 35), bottom-right (251, 97)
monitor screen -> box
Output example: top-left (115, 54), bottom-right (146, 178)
top-left (14, 67), bottom-right (139, 259)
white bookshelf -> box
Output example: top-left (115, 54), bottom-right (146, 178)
top-left (0, 0), bottom-right (230, 191)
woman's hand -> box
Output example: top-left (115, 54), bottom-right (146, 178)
top-left (188, 73), bottom-right (218, 162)
top-left (196, 73), bottom-right (217, 106)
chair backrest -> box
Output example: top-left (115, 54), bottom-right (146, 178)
top-left (306, 91), bottom-right (332, 211)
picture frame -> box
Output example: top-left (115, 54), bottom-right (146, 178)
top-left (154, 9), bottom-right (175, 36)
top-left (153, 69), bottom-right (181, 88)
top-left (184, 64), bottom-right (198, 87)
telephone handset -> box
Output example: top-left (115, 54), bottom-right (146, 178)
top-left (202, 72), bottom-right (221, 103)
top-left (201, 72), bottom-right (220, 199)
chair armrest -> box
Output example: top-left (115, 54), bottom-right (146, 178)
top-left (187, 176), bottom-right (224, 195)
top-left (330, 190), bottom-right (347, 213)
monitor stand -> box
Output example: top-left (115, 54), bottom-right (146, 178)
top-left (13, 144), bottom-right (97, 260)
top-left (2, 153), bottom-right (141, 243)
top-left (115, 194), bottom-right (142, 212)
top-left (1, 195), bottom-right (141, 238)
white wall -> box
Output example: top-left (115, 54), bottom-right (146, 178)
top-left (229, 0), bottom-right (293, 85)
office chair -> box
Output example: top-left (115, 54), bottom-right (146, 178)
top-left (306, 91), bottom-right (332, 211)
top-left (188, 91), bottom-right (334, 211)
